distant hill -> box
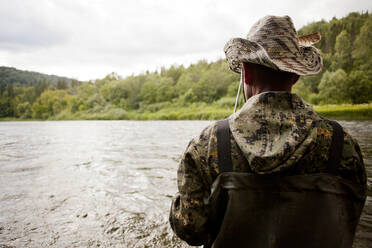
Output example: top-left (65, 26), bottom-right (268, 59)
top-left (0, 66), bottom-right (79, 87)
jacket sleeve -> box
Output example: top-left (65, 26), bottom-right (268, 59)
top-left (169, 126), bottom-right (213, 246)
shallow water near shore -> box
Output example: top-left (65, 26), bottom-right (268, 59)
top-left (0, 120), bottom-right (371, 247)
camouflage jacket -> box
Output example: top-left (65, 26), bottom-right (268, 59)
top-left (169, 92), bottom-right (367, 246)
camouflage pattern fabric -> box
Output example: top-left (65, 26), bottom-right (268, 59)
top-left (169, 92), bottom-right (367, 246)
top-left (224, 15), bottom-right (323, 75)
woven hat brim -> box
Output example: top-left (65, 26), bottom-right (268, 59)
top-left (224, 37), bottom-right (323, 75)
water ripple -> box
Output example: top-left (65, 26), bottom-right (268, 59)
top-left (0, 120), bottom-right (369, 247)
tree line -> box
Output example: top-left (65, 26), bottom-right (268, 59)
top-left (295, 11), bottom-right (372, 104)
top-left (0, 11), bottom-right (371, 119)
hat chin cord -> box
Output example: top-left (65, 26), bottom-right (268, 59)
top-left (234, 71), bottom-right (244, 113)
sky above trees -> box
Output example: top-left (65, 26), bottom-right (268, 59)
top-left (0, 0), bottom-right (371, 80)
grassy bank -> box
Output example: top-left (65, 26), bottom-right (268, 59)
top-left (313, 104), bottom-right (372, 120)
top-left (136, 104), bottom-right (372, 120)
top-left (1, 104), bottom-right (371, 121)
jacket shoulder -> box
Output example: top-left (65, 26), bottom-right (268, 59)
top-left (318, 120), bottom-right (366, 188)
top-left (339, 128), bottom-right (367, 188)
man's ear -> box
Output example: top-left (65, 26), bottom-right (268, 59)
top-left (242, 63), bottom-right (253, 85)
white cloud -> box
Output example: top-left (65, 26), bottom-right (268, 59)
top-left (0, 0), bottom-right (371, 80)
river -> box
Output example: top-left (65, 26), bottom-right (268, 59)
top-left (0, 121), bottom-right (371, 247)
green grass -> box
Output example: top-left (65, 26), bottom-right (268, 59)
top-left (131, 103), bottom-right (372, 120)
top-left (314, 104), bottom-right (372, 120)
top-left (1, 104), bottom-right (371, 121)
top-left (133, 105), bottom-right (232, 120)
top-left (0, 117), bottom-right (40, 121)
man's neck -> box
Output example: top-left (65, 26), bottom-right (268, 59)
top-left (248, 84), bottom-right (292, 98)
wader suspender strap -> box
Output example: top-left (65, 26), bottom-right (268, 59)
top-left (217, 119), bottom-right (233, 173)
top-left (327, 120), bottom-right (344, 174)
top-left (217, 119), bottom-right (344, 175)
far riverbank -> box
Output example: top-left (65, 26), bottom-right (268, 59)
top-left (1, 104), bottom-right (371, 121)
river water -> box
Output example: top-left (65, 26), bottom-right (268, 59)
top-left (0, 121), bottom-right (371, 248)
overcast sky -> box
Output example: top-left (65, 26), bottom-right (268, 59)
top-left (0, 0), bottom-right (371, 81)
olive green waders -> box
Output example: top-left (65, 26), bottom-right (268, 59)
top-left (205, 119), bottom-right (366, 248)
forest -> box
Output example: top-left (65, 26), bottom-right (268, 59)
top-left (0, 11), bottom-right (371, 120)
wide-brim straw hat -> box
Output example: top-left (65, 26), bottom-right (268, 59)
top-left (224, 15), bottom-right (323, 75)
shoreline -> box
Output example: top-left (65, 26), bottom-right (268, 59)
top-left (1, 104), bottom-right (371, 121)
